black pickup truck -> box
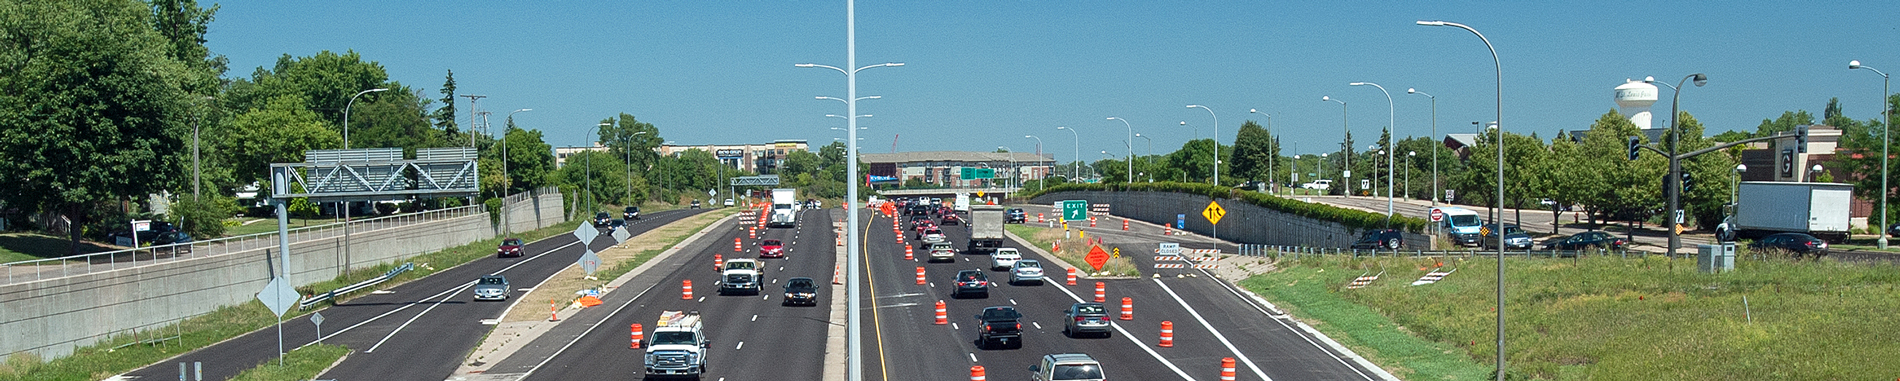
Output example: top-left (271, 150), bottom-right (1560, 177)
top-left (975, 306), bottom-right (1023, 349)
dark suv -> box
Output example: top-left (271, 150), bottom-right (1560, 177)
top-left (1349, 229), bottom-right (1403, 250)
top-left (624, 206), bottom-right (641, 221)
top-left (953, 270), bottom-right (990, 299)
top-left (1748, 232), bottom-right (1829, 258)
top-left (1006, 208), bottom-right (1027, 224)
top-left (592, 212), bottom-right (613, 228)
top-left (974, 306), bottom-right (1023, 349)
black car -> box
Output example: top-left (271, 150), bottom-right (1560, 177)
top-left (974, 306), bottom-right (1023, 349)
top-left (1005, 208), bottom-right (1027, 224)
top-left (1349, 229), bottom-right (1403, 250)
top-left (953, 269), bottom-right (990, 299)
top-left (781, 277), bottom-right (819, 306)
top-left (624, 206), bottom-right (641, 221)
top-left (1478, 223), bottom-right (1533, 250)
top-left (592, 212), bottom-right (613, 228)
top-left (1748, 232), bottom-right (1829, 258)
top-left (1542, 231), bottom-right (1626, 251)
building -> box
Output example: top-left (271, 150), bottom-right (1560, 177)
top-left (860, 151), bottom-right (1056, 187)
top-left (557, 140), bottom-right (810, 174)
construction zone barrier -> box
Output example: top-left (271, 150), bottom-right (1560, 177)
top-left (1153, 263), bottom-right (1219, 269)
top-left (1094, 282), bottom-right (1106, 303)
top-left (833, 265), bottom-right (843, 285)
top-left (970, 365), bottom-right (986, 381)
top-left (1037, 213), bottom-right (1045, 223)
top-left (934, 300), bottom-right (948, 325)
top-left (1159, 320), bottom-right (1174, 347)
top-left (1066, 268), bottom-right (1078, 286)
top-left (682, 280), bottom-right (694, 300)
top-left (550, 301), bottom-right (559, 322)
top-left (1089, 217), bottom-right (1097, 228)
top-left (1219, 357), bottom-right (1237, 381)
top-left (734, 238), bottom-right (742, 252)
top-left (916, 267), bottom-right (927, 285)
top-left (714, 254), bottom-right (724, 272)
top-left (905, 244), bottom-right (914, 261)
top-left (1122, 220), bottom-right (1129, 231)
top-left (749, 226), bottom-right (756, 239)
top-left (631, 324), bottom-right (643, 349)
top-left (1164, 223), bottom-right (1173, 236)
top-left (1120, 297), bottom-right (1133, 320)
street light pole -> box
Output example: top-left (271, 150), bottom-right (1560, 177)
top-left (1648, 73), bottom-right (1708, 259)
top-left (1409, 88), bottom-right (1438, 206)
top-left (1135, 133), bottom-right (1154, 182)
top-left (1107, 117), bottom-right (1133, 183)
top-left (1407, 151), bottom-right (1416, 199)
top-left (342, 88), bottom-right (390, 150)
top-left (1322, 96), bottom-right (1349, 193)
top-left (1850, 60), bottom-right (1890, 249)
top-left (1417, 19), bottom-right (1504, 381)
top-left (1057, 127), bottom-right (1079, 181)
top-left (794, 5), bottom-right (904, 375)
top-left (1188, 105), bottom-right (1221, 186)
top-left (1350, 82), bottom-right (1396, 218)
top-left (1250, 109), bottom-right (1273, 193)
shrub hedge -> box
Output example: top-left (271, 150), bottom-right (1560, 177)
top-left (1019, 182), bottom-right (1428, 233)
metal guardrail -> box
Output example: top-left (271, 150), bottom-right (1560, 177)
top-left (2, 206), bottom-right (481, 285)
top-left (299, 262), bottom-right (414, 310)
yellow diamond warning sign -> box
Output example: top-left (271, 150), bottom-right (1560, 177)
top-left (1202, 201), bottom-right (1226, 225)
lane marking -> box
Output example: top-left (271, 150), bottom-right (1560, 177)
top-left (752, 314), bottom-right (759, 322)
top-left (862, 212), bottom-right (893, 381)
top-left (1195, 269), bottom-right (1380, 380)
top-left (967, 352), bottom-right (978, 363)
top-left (1154, 278), bottom-right (1272, 381)
top-left (736, 341), bottom-right (745, 350)
top-left (1009, 298), bottom-right (1018, 306)
top-left (1032, 322), bottom-right (1042, 330)
top-left (951, 322), bottom-right (959, 330)
top-left (305, 239), bottom-right (585, 348)
top-left (1043, 280), bottom-right (1193, 380)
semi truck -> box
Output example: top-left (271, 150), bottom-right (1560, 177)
top-left (643, 310), bottom-right (710, 378)
top-left (767, 188), bottom-right (797, 228)
top-left (1731, 181), bottom-right (1852, 242)
top-left (967, 205), bottom-right (1006, 253)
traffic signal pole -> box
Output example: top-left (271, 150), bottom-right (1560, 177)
top-left (1634, 132), bottom-right (1798, 257)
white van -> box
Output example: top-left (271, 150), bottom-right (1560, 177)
top-left (1433, 207), bottom-right (1484, 246)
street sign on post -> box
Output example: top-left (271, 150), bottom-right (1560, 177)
top-left (1429, 208), bottom-right (1445, 222)
top-left (1202, 201), bottom-right (1226, 225)
top-left (579, 249), bottom-right (601, 276)
top-left (1085, 245), bottom-right (1109, 271)
top-left (310, 312), bottom-right (325, 345)
top-left (1176, 214), bottom-right (1186, 231)
top-left (976, 168), bottom-right (995, 179)
top-left (1445, 189), bottom-right (1456, 203)
top-left (960, 167), bottom-right (975, 180)
top-left (1062, 200), bottom-right (1088, 221)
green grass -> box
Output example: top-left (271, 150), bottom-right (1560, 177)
top-left (1003, 223), bottom-right (1140, 276)
top-left (0, 218), bottom-right (581, 381)
top-left (591, 212), bottom-right (731, 284)
top-left (0, 233), bottom-right (118, 262)
top-left (1243, 254), bottom-right (1900, 380)
top-left (226, 344), bottom-right (348, 381)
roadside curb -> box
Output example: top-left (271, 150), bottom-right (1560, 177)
top-left (1227, 283), bottom-right (1401, 381)
top-left (820, 209), bottom-right (848, 381)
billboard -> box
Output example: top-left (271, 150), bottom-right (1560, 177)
top-left (716, 149), bottom-right (745, 158)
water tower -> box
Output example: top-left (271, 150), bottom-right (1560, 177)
top-left (1614, 79), bottom-right (1659, 130)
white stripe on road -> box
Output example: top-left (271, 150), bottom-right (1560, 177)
top-left (1043, 281), bottom-right (1193, 380)
top-left (1153, 278), bottom-right (1271, 381)
top-left (1197, 268), bottom-right (1381, 380)
top-left (305, 238), bottom-right (585, 350)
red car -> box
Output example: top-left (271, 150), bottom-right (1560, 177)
top-left (760, 239), bottom-right (785, 258)
top-left (497, 237), bottom-right (524, 258)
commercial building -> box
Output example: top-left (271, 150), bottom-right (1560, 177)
top-left (860, 151), bottom-right (1055, 188)
top-left (556, 139), bottom-right (809, 174)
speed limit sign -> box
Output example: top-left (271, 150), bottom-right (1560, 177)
top-left (1429, 208), bottom-right (1445, 222)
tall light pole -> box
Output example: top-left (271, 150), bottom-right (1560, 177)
top-left (1057, 126), bottom-right (1079, 180)
top-left (192, 96), bottom-right (214, 202)
top-left (794, 4), bottom-right (904, 376)
top-left (1851, 60), bottom-right (1891, 249)
top-left (1408, 88), bottom-right (1439, 206)
top-left (1322, 96), bottom-right (1350, 192)
top-left (1350, 82), bottom-right (1396, 217)
top-left (1407, 151), bottom-right (1416, 199)
top-left (1417, 19), bottom-right (1504, 380)
top-left (1134, 133), bottom-right (1153, 182)
top-left (1249, 109), bottom-right (1274, 193)
top-left (342, 88), bottom-right (390, 150)
top-left (502, 108), bottom-right (531, 234)
top-left (1187, 105), bottom-right (1221, 186)
top-left (1024, 135), bottom-right (1044, 188)
top-left (1106, 117), bottom-right (1133, 183)
top-left (1647, 73), bottom-right (1708, 258)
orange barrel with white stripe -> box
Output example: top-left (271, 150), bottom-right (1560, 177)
top-left (970, 365), bottom-right (986, 381)
top-left (1159, 320), bottom-right (1174, 347)
top-left (1120, 297), bottom-right (1133, 320)
top-left (916, 267), bottom-right (926, 285)
top-left (1220, 357), bottom-right (1236, 381)
top-left (681, 280), bottom-right (693, 300)
top-left (1094, 282), bottom-right (1106, 303)
top-left (934, 300), bottom-right (948, 325)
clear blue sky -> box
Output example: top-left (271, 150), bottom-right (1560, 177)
top-left (207, 1), bottom-right (1898, 162)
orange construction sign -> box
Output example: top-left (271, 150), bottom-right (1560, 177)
top-left (1085, 245), bottom-right (1110, 271)
top-left (576, 295), bottom-right (604, 308)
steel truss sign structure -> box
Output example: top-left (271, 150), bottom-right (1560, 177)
top-left (729, 175), bottom-right (781, 186)
top-left (270, 148), bottom-right (480, 201)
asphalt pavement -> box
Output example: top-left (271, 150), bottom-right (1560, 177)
top-left (118, 208), bottom-right (705, 381)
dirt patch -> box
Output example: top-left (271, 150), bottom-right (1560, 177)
top-left (502, 212), bottom-right (731, 322)
top-left (1206, 254), bottom-right (1279, 281)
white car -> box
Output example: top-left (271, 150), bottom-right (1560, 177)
top-left (990, 248), bottom-right (1022, 270)
top-left (1009, 259), bottom-right (1044, 285)
top-left (928, 243), bottom-right (957, 262)
top-left (1301, 179), bottom-right (1333, 190)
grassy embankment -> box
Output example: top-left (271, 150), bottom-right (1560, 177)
top-left (225, 344), bottom-right (349, 381)
top-left (1242, 253), bottom-right (1900, 380)
top-left (1004, 224), bottom-right (1139, 276)
top-left (0, 218), bottom-right (583, 381)
top-left (500, 210), bottom-right (733, 323)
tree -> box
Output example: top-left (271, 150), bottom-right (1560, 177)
top-left (1570, 110), bottom-right (1667, 223)
top-left (223, 50), bottom-right (391, 130)
top-left (344, 84), bottom-right (446, 154)
top-left (1228, 120), bottom-right (1277, 183)
top-left (1830, 95), bottom-right (1898, 225)
top-left (0, 0), bottom-right (195, 253)
top-left (433, 70), bottom-right (458, 142)
top-left (148, 0), bottom-right (224, 95)
top-left (554, 150), bottom-right (629, 209)
top-left (215, 94), bottom-right (343, 187)
top-left (1165, 139), bottom-right (1228, 184)
top-left (501, 122), bottom-right (555, 194)
top-left (782, 150), bottom-right (822, 178)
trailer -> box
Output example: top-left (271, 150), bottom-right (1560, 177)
top-left (1733, 181), bottom-right (1852, 242)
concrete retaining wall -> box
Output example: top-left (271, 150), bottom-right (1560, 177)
top-left (0, 189), bottom-right (565, 360)
top-left (1028, 190), bottom-right (1431, 249)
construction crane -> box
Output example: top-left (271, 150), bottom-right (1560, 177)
top-left (891, 134), bottom-right (899, 153)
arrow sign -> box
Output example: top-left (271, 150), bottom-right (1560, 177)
top-left (1202, 201), bottom-right (1226, 225)
top-left (1085, 245), bottom-right (1110, 271)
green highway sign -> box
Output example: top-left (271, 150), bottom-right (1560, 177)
top-left (961, 167), bottom-right (975, 180)
top-left (960, 167), bottom-right (997, 180)
top-left (1062, 200), bottom-right (1088, 221)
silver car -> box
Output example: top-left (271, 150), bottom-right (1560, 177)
top-left (1029, 353), bottom-right (1105, 381)
top-left (1009, 259), bottom-right (1044, 285)
top-left (473, 275), bottom-right (510, 301)
top-left (990, 248), bottom-right (1022, 270)
top-left (1062, 302), bottom-right (1110, 338)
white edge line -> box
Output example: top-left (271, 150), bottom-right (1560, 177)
top-left (1153, 278), bottom-right (1272, 381)
top-left (302, 239), bottom-right (584, 349)
top-left (365, 280), bottom-right (468, 353)
top-left (1044, 281), bottom-right (1194, 381)
top-left (517, 281), bottom-right (659, 380)
top-left (1204, 269), bottom-right (1396, 381)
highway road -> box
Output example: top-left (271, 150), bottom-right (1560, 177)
top-left (855, 209), bottom-right (1385, 381)
top-left (118, 208), bottom-right (707, 381)
top-left (496, 206), bottom-right (840, 380)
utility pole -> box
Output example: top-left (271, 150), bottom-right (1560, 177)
top-left (460, 94), bottom-right (487, 148)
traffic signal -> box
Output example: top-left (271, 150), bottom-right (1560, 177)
top-left (1795, 125), bottom-right (1809, 153)
top-left (1627, 136), bottom-right (1641, 161)
top-left (1680, 171), bottom-right (1695, 193)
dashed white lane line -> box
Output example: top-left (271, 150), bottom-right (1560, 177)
top-left (1009, 298), bottom-right (1018, 306)
top-left (736, 341), bottom-right (745, 350)
top-left (1032, 322), bottom-right (1042, 330)
top-left (951, 322), bottom-right (960, 330)
top-left (967, 352), bottom-right (979, 363)
top-left (751, 314), bottom-right (759, 322)
top-left (1153, 278), bottom-right (1272, 381)
top-left (698, 296), bottom-right (706, 303)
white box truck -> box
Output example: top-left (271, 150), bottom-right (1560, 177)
top-left (643, 311), bottom-right (710, 378)
top-left (968, 205), bottom-right (1006, 253)
top-left (768, 188), bottom-right (797, 228)
top-left (954, 193), bottom-right (971, 213)
top-left (1733, 181), bottom-right (1852, 242)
